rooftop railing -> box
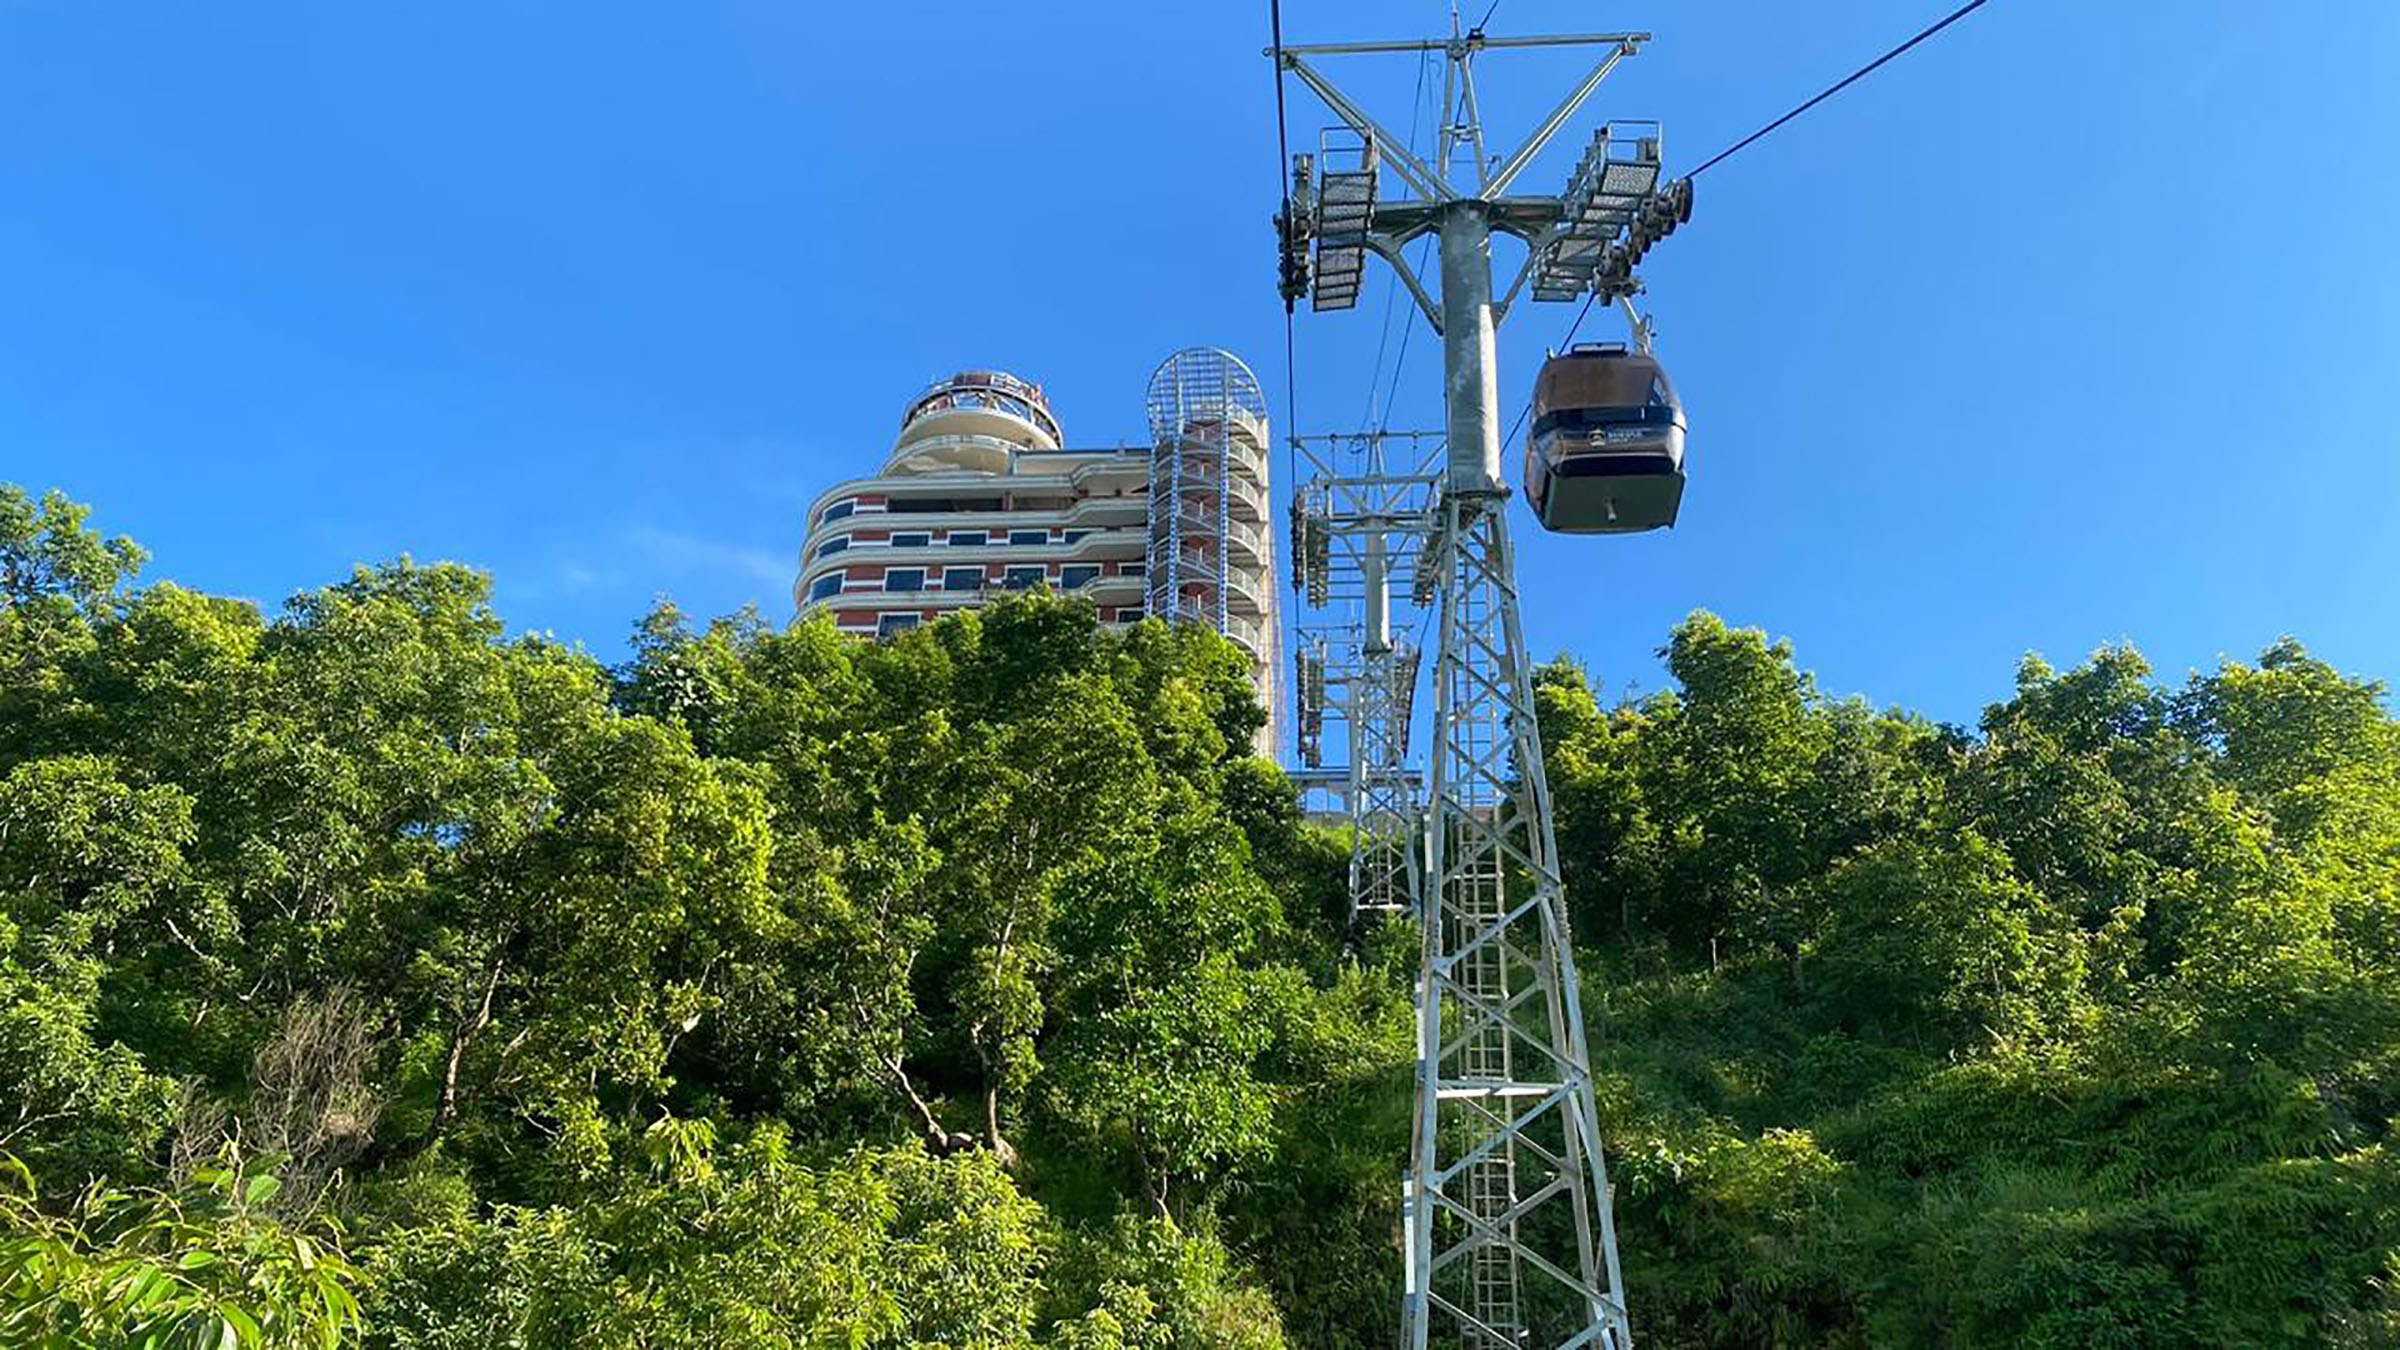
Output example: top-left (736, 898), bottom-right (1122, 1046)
top-left (901, 370), bottom-right (1063, 444)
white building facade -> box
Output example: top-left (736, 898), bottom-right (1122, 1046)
top-left (792, 353), bottom-right (1278, 741)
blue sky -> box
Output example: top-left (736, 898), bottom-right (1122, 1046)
top-left (4, 1), bottom-right (2396, 728)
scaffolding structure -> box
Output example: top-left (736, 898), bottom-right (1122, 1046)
top-left (1289, 430), bottom-right (1441, 922)
top-left (1274, 20), bottom-right (1690, 1348)
top-left (1145, 348), bottom-right (1280, 749)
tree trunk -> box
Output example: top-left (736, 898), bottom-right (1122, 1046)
top-left (426, 953), bottom-right (504, 1144)
top-left (1133, 1124), bottom-right (1170, 1222)
top-left (886, 1053), bottom-right (976, 1155)
top-left (983, 1082), bottom-right (1020, 1170)
top-left (367, 950), bottom-right (502, 1170)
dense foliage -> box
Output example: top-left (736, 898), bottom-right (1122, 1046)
top-left (3, 481), bottom-right (2396, 1346)
top-left (1538, 615), bottom-right (2400, 1346)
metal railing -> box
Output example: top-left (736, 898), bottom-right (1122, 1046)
top-left (1162, 476), bottom-right (1268, 519)
top-left (1160, 512), bottom-right (1264, 556)
top-left (1162, 436), bottom-right (1270, 485)
top-left (1221, 612), bottom-right (1267, 655)
top-left (1221, 570), bottom-right (1269, 614)
top-left (886, 432), bottom-right (1020, 471)
top-left (902, 370), bottom-right (1062, 444)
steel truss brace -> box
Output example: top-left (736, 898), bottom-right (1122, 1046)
top-left (1406, 495), bottom-right (1630, 1350)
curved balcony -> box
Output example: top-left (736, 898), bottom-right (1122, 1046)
top-left (1144, 593), bottom-right (1269, 661)
top-left (796, 583), bottom-right (982, 616)
top-left (1230, 434), bottom-right (1269, 482)
top-left (1158, 434), bottom-right (1269, 485)
top-left (1158, 406), bottom-right (1270, 454)
top-left (1152, 509), bottom-right (1266, 564)
top-left (1162, 527), bottom-right (1273, 577)
top-left (1069, 456), bottom-right (1149, 491)
top-left (1213, 515), bottom-right (1267, 561)
top-left (1178, 476), bottom-right (1268, 522)
top-left (1068, 495), bottom-right (1149, 528)
top-left (794, 554), bottom-right (1156, 609)
top-left (1165, 546), bottom-right (1227, 581)
top-left (1157, 458), bottom-right (1262, 500)
top-left (1081, 571), bottom-right (1145, 599)
top-left (1235, 515), bottom-right (1267, 554)
top-left (1222, 570), bottom-right (1269, 616)
top-left (884, 431), bottom-right (1020, 476)
top-left (901, 370), bottom-right (1063, 449)
top-left (1065, 528), bottom-right (1147, 560)
top-left (1156, 560), bottom-right (1268, 618)
top-left (1149, 487), bottom-right (1266, 531)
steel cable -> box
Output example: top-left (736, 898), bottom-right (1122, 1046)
top-left (1506, 0), bottom-right (1997, 448)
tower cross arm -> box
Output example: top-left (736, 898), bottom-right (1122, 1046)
top-left (1263, 32), bottom-right (1649, 56)
top-left (1481, 39), bottom-right (1642, 197)
top-left (1279, 52), bottom-right (1452, 202)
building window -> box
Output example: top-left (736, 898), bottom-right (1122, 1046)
top-left (877, 613), bottom-right (921, 637)
top-left (1122, 561), bottom-right (1146, 577)
top-left (883, 568), bottom-right (925, 593)
top-left (943, 566), bottom-right (984, 592)
top-left (807, 574), bottom-right (844, 603)
top-left (1063, 529), bottom-right (1092, 543)
top-left (814, 537), bottom-right (849, 560)
top-left (1009, 529), bottom-right (1049, 546)
top-left (889, 531), bottom-right (930, 549)
top-left (1002, 566), bottom-right (1045, 591)
top-left (947, 530), bottom-right (988, 547)
top-left (821, 499), bottom-right (856, 523)
top-left (1117, 605), bottom-right (1144, 622)
top-left (1060, 565), bottom-right (1100, 590)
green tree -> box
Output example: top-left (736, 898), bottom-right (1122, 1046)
top-left (0, 757), bottom-right (189, 1185)
top-left (1047, 810), bottom-right (1291, 1217)
top-left (0, 485), bottom-right (146, 761)
top-left (0, 1152), bottom-right (363, 1350)
top-left (1646, 614), bottom-right (1842, 978)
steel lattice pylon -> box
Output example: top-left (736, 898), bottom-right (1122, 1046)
top-left (1347, 633), bottom-right (1420, 919)
top-left (1289, 430), bottom-right (1438, 923)
top-left (1272, 18), bottom-right (1686, 1347)
top-left (1408, 493), bottom-right (1627, 1347)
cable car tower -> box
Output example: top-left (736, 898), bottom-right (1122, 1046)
top-left (1289, 428), bottom-right (1441, 923)
top-left (1273, 21), bottom-right (1690, 1349)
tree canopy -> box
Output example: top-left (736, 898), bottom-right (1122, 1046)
top-left (3, 481), bottom-right (2397, 1347)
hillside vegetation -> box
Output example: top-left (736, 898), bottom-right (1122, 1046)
top-left (3, 482), bottom-right (2397, 1348)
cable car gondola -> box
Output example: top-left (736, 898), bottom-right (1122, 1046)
top-left (1523, 342), bottom-right (1686, 534)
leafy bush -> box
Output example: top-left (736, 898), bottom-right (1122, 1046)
top-left (0, 1153), bottom-right (362, 1349)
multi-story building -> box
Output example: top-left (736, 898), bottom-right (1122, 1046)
top-left (793, 350), bottom-right (1279, 741)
